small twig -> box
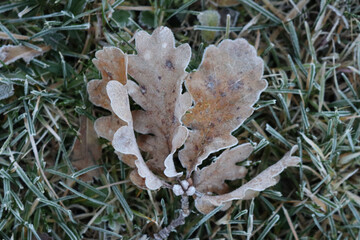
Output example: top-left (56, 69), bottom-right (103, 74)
top-left (115, 5), bottom-right (154, 11)
top-left (154, 196), bottom-right (190, 240)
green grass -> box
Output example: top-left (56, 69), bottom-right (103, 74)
top-left (1, 0), bottom-right (360, 239)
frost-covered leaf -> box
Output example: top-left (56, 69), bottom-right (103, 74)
top-left (71, 116), bottom-right (102, 182)
top-left (88, 47), bottom-right (128, 142)
top-left (129, 169), bottom-right (147, 189)
top-left (197, 10), bottom-right (220, 42)
top-left (93, 115), bottom-right (124, 142)
top-left (88, 47), bottom-right (154, 189)
top-left (127, 27), bottom-right (191, 177)
top-left (180, 39), bottom-right (267, 175)
top-left (193, 143), bottom-right (252, 195)
top-left (111, 10), bottom-right (132, 28)
top-left (93, 47), bottom-right (127, 84)
top-left (139, 11), bottom-right (156, 28)
top-left (88, 27), bottom-right (300, 217)
top-left (107, 80), bottom-right (163, 190)
top-left (88, 47), bottom-right (127, 111)
top-left (0, 83), bottom-right (14, 100)
top-left (0, 44), bottom-right (50, 68)
top-left (195, 146), bottom-right (300, 214)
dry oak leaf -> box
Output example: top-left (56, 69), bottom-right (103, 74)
top-left (88, 47), bottom-right (144, 186)
top-left (88, 47), bottom-right (128, 141)
top-left (126, 26), bottom-right (192, 177)
top-left (88, 27), bottom-right (301, 212)
top-left (107, 80), bottom-right (163, 190)
top-left (0, 44), bottom-right (50, 68)
top-left (70, 116), bottom-right (102, 182)
top-left (180, 38), bottom-right (267, 175)
top-left (195, 145), bottom-right (300, 214)
top-left (88, 47), bottom-right (127, 143)
top-left (193, 143), bottom-right (252, 195)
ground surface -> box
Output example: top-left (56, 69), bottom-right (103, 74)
top-left (0, 0), bottom-right (359, 239)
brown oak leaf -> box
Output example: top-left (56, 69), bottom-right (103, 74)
top-left (88, 47), bottom-right (145, 187)
top-left (193, 143), bottom-right (252, 195)
top-left (71, 116), bottom-right (102, 182)
top-left (88, 47), bottom-right (128, 141)
top-left (0, 44), bottom-right (50, 68)
top-left (107, 80), bottom-right (163, 190)
top-left (195, 146), bottom-right (300, 213)
top-left (127, 27), bottom-right (192, 177)
top-left (180, 39), bottom-right (267, 176)
top-left (89, 27), bottom-right (300, 216)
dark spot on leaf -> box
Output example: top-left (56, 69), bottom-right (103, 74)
top-left (207, 82), bottom-right (214, 89)
top-left (229, 80), bottom-right (244, 91)
top-left (165, 60), bottom-right (175, 70)
top-left (106, 71), bottom-right (113, 79)
top-left (206, 75), bottom-right (216, 90)
top-left (140, 85), bottom-right (146, 94)
top-left (205, 136), bottom-right (212, 142)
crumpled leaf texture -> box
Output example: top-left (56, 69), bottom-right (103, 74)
top-left (180, 39), bottom-right (267, 175)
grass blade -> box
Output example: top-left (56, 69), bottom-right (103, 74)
top-left (265, 124), bottom-right (292, 148)
top-left (239, 0), bottom-right (282, 24)
top-left (165, 0), bottom-right (197, 22)
top-left (185, 205), bottom-right (224, 239)
top-left (59, 182), bottom-right (111, 207)
top-left (257, 214), bottom-right (280, 240)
